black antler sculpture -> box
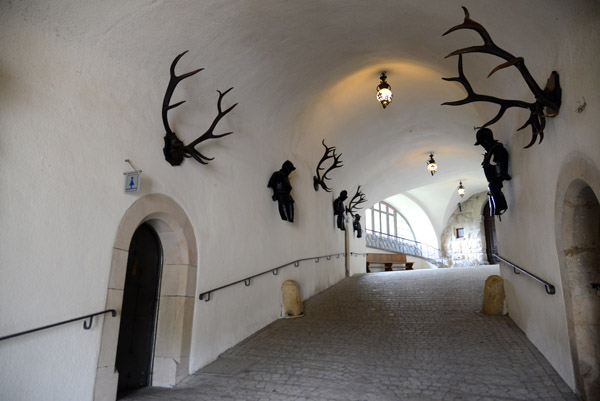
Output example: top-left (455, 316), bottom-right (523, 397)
top-left (162, 51), bottom-right (238, 166)
top-left (313, 140), bottom-right (343, 192)
top-left (442, 7), bottom-right (561, 148)
top-left (345, 186), bottom-right (367, 216)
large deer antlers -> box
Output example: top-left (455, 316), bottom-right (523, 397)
top-left (313, 140), bottom-right (343, 192)
top-left (442, 7), bottom-right (561, 148)
top-left (345, 186), bottom-right (367, 216)
top-left (162, 51), bottom-right (238, 166)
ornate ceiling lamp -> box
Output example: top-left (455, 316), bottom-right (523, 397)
top-left (376, 72), bottom-right (392, 109)
top-left (426, 153), bottom-right (438, 176)
top-left (458, 180), bottom-right (466, 197)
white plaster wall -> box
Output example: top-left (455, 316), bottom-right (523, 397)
top-left (385, 193), bottom-right (439, 249)
top-left (493, 3), bottom-right (600, 391)
top-left (0, 3), bottom-right (345, 400)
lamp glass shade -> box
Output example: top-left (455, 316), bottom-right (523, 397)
top-left (458, 186), bottom-right (466, 197)
top-left (376, 73), bottom-right (392, 109)
top-left (427, 162), bottom-right (437, 175)
top-left (376, 87), bottom-right (393, 108)
top-left (426, 154), bottom-right (437, 176)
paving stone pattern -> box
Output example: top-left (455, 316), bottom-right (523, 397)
top-left (124, 266), bottom-right (579, 401)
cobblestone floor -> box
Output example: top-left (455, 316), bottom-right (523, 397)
top-left (123, 266), bottom-right (579, 401)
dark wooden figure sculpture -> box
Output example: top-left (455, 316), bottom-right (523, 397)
top-left (162, 51), bottom-right (238, 166)
top-left (333, 190), bottom-right (348, 231)
top-left (443, 7), bottom-right (561, 148)
top-left (353, 215), bottom-right (363, 238)
top-left (475, 128), bottom-right (511, 216)
top-left (313, 140), bottom-right (343, 192)
top-left (267, 160), bottom-right (296, 222)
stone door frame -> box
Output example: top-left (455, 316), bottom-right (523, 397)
top-left (555, 153), bottom-right (600, 399)
top-left (93, 194), bottom-right (197, 401)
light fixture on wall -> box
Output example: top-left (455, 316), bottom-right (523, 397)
top-left (376, 72), bottom-right (392, 109)
top-left (458, 180), bottom-right (466, 197)
top-left (426, 153), bottom-right (437, 176)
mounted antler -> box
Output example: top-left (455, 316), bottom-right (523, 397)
top-left (442, 7), bottom-right (561, 148)
top-left (345, 186), bottom-right (367, 216)
top-left (162, 51), bottom-right (238, 166)
top-left (313, 140), bottom-right (343, 192)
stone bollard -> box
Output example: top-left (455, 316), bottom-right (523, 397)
top-left (282, 280), bottom-right (304, 318)
top-left (482, 275), bottom-right (505, 315)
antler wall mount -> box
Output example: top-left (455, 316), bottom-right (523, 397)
top-left (442, 7), bottom-right (561, 148)
top-left (313, 140), bottom-right (343, 192)
top-left (162, 51), bottom-right (238, 166)
top-left (345, 186), bottom-right (367, 217)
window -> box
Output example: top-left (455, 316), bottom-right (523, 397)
top-left (456, 228), bottom-right (464, 239)
top-left (365, 201), bottom-right (416, 240)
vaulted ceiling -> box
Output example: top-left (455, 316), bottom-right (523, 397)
top-left (6, 0), bottom-right (575, 234)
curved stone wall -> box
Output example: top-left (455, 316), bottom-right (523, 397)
top-left (441, 191), bottom-right (489, 268)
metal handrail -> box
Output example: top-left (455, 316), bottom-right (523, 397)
top-left (199, 252), bottom-right (346, 301)
top-left (493, 254), bottom-right (556, 295)
top-left (0, 309), bottom-right (117, 342)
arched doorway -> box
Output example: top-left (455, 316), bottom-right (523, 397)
top-left (115, 223), bottom-right (162, 397)
top-left (94, 194), bottom-right (198, 401)
top-left (561, 180), bottom-right (600, 400)
top-left (483, 201), bottom-right (498, 263)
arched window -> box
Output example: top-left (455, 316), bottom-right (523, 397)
top-left (365, 201), bottom-right (415, 240)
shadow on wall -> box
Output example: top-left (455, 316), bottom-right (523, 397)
top-left (441, 191), bottom-right (489, 268)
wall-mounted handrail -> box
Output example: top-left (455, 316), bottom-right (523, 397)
top-left (199, 252), bottom-right (346, 302)
top-left (0, 309), bottom-right (117, 342)
top-left (493, 254), bottom-right (556, 295)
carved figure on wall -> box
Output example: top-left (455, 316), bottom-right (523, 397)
top-left (443, 7), bottom-right (561, 148)
top-left (475, 128), bottom-right (511, 216)
top-left (268, 160), bottom-right (296, 222)
top-left (333, 190), bottom-right (348, 230)
top-left (314, 140), bottom-right (343, 192)
top-left (353, 214), bottom-right (363, 238)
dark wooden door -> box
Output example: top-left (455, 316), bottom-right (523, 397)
top-left (116, 223), bottom-right (162, 397)
top-left (483, 201), bottom-right (498, 263)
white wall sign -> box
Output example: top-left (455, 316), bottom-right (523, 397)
top-left (124, 172), bottom-right (140, 193)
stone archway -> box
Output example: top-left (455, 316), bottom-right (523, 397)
top-left (93, 194), bottom-right (197, 401)
top-left (556, 154), bottom-right (600, 400)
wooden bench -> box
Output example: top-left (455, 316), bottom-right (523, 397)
top-left (366, 253), bottom-right (414, 272)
